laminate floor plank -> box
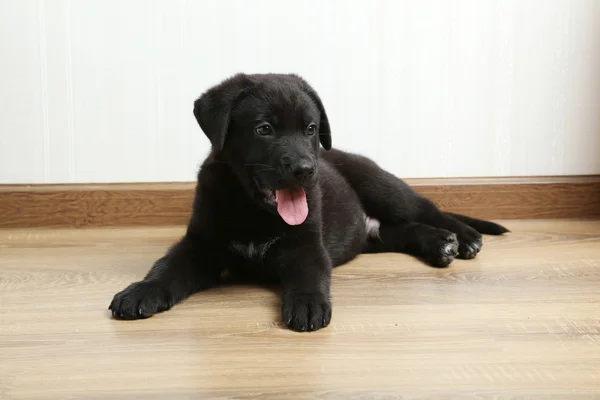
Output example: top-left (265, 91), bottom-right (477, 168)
top-left (1, 220), bottom-right (600, 399)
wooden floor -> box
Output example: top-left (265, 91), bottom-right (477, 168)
top-left (1, 220), bottom-right (600, 399)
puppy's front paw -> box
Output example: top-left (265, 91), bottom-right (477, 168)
top-left (282, 291), bottom-right (332, 332)
top-left (457, 227), bottom-right (483, 259)
top-left (109, 280), bottom-right (172, 320)
top-left (424, 230), bottom-right (459, 268)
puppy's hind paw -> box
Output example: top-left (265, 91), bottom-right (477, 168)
top-left (457, 227), bottom-right (483, 259)
top-left (424, 230), bottom-right (459, 268)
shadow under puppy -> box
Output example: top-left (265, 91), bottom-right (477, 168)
top-left (109, 73), bottom-right (509, 332)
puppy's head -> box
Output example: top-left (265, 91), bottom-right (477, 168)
top-left (193, 73), bottom-right (331, 225)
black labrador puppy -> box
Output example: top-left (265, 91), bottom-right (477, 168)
top-left (109, 73), bottom-right (508, 332)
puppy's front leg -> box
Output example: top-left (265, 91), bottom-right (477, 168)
top-left (277, 242), bottom-right (332, 332)
top-left (109, 233), bottom-right (223, 320)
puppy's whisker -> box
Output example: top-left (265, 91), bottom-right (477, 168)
top-left (256, 168), bottom-right (278, 174)
top-left (213, 160), bottom-right (278, 171)
top-left (244, 163), bottom-right (275, 168)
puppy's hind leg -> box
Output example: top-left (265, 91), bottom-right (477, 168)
top-left (418, 210), bottom-right (511, 260)
top-left (323, 149), bottom-right (509, 261)
top-left (364, 221), bottom-right (459, 268)
top-left (322, 149), bottom-right (424, 223)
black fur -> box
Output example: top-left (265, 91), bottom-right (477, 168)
top-left (109, 73), bottom-right (509, 332)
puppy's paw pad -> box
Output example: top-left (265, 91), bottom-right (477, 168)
top-left (282, 292), bottom-right (331, 332)
top-left (108, 281), bottom-right (172, 320)
top-left (457, 228), bottom-right (482, 259)
top-left (441, 237), bottom-right (459, 257)
top-left (459, 242), bottom-right (480, 259)
top-left (425, 231), bottom-right (459, 268)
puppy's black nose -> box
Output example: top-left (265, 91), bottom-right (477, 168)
top-left (292, 161), bottom-right (315, 182)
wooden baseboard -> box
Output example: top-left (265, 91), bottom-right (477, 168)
top-left (1, 176), bottom-right (599, 228)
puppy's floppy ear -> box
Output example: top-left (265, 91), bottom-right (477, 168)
top-left (193, 73), bottom-right (252, 151)
top-left (290, 74), bottom-right (332, 150)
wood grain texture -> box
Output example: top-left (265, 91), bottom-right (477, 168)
top-left (1, 176), bottom-right (599, 228)
top-left (1, 220), bottom-right (600, 398)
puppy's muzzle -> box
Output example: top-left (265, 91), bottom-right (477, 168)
top-left (292, 160), bottom-right (315, 183)
top-left (283, 158), bottom-right (315, 184)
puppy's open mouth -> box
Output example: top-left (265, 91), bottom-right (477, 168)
top-left (257, 182), bottom-right (308, 226)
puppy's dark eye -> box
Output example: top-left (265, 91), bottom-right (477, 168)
top-left (307, 123), bottom-right (317, 136)
top-left (255, 124), bottom-right (273, 136)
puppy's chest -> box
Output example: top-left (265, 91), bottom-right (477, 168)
top-left (219, 206), bottom-right (287, 262)
top-left (228, 236), bottom-right (281, 262)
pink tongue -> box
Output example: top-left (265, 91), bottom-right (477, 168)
top-left (275, 188), bottom-right (308, 225)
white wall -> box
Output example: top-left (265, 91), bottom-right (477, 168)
top-left (1, 0), bottom-right (599, 184)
